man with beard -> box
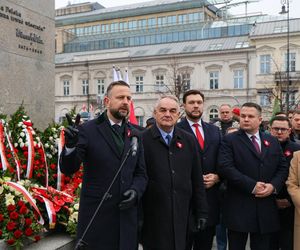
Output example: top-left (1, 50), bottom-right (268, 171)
top-left (141, 95), bottom-right (208, 250)
top-left (60, 80), bottom-right (148, 250)
top-left (177, 90), bottom-right (221, 250)
top-left (269, 116), bottom-right (300, 250)
top-left (218, 102), bottom-right (288, 250)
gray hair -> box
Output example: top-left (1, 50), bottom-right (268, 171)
top-left (154, 95), bottom-right (180, 111)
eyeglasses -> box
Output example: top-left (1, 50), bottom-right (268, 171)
top-left (271, 127), bottom-right (289, 133)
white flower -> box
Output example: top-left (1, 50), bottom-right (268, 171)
top-left (14, 143), bottom-right (18, 147)
top-left (33, 141), bottom-right (37, 147)
top-left (5, 193), bottom-right (15, 206)
top-left (45, 143), bottom-right (49, 148)
top-left (32, 130), bottom-right (36, 135)
top-left (0, 186), bottom-right (3, 194)
top-left (18, 138), bottom-right (23, 143)
top-left (50, 145), bottom-right (54, 150)
top-left (52, 128), bottom-right (57, 132)
top-left (18, 122), bottom-right (23, 127)
top-left (25, 142), bottom-right (28, 146)
top-left (23, 116), bottom-right (28, 119)
top-left (49, 136), bottom-right (53, 141)
top-left (22, 125), bottom-right (26, 129)
top-left (36, 137), bottom-right (40, 142)
top-left (74, 203), bottom-right (79, 210)
top-left (20, 132), bottom-right (25, 137)
top-left (20, 142), bottom-right (25, 148)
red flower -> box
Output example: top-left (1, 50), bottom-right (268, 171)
top-left (7, 204), bottom-right (16, 212)
top-left (19, 206), bottom-right (28, 214)
top-left (25, 227), bottom-right (33, 236)
top-left (0, 214), bottom-right (4, 222)
top-left (17, 200), bottom-right (25, 207)
top-left (50, 163), bottom-right (56, 170)
top-left (7, 239), bottom-right (15, 245)
top-left (23, 121), bottom-right (33, 127)
top-left (176, 142), bottom-right (183, 149)
top-left (14, 230), bottom-right (23, 239)
top-left (9, 211), bottom-right (19, 220)
top-left (284, 150), bottom-right (292, 157)
top-left (6, 221), bottom-right (16, 231)
top-left (25, 218), bottom-right (32, 226)
top-left (23, 151), bottom-right (28, 157)
top-left (0, 230), bottom-right (2, 237)
top-left (34, 235), bottom-right (41, 242)
top-left (263, 140), bottom-right (270, 147)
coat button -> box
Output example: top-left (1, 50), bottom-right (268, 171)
top-left (169, 152), bottom-right (173, 155)
top-left (171, 170), bottom-right (175, 174)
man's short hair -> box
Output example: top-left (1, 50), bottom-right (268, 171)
top-left (241, 102), bottom-right (262, 115)
top-left (106, 80), bottom-right (129, 97)
top-left (293, 109), bottom-right (300, 116)
top-left (270, 116), bottom-right (291, 128)
top-left (274, 111), bottom-right (287, 117)
top-left (220, 104), bottom-right (231, 109)
top-left (182, 90), bottom-right (205, 104)
top-left (154, 95), bottom-right (180, 111)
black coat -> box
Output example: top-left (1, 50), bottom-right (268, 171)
top-left (177, 118), bottom-right (221, 226)
top-left (278, 140), bottom-right (300, 229)
top-left (218, 130), bottom-right (288, 233)
top-left (141, 125), bottom-right (208, 250)
top-left (60, 113), bottom-right (148, 250)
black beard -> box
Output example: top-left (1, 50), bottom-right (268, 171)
top-left (186, 110), bottom-right (202, 120)
top-left (110, 108), bottom-right (129, 120)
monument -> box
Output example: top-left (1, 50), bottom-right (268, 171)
top-left (0, 0), bottom-right (55, 129)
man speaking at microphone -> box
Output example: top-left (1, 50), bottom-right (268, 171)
top-left (60, 80), bottom-right (148, 250)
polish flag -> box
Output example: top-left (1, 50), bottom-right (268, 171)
top-left (124, 69), bottom-right (138, 125)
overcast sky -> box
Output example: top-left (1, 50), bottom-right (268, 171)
top-left (55, 0), bottom-right (299, 18)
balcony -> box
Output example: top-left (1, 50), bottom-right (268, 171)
top-left (274, 71), bottom-right (300, 82)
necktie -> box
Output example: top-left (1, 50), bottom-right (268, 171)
top-left (112, 124), bottom-right (122, 136)
top-left (165, 134), bottom-right (171, 146)
top-left (251, 135), bottom-right (261, 154)
top-left (192, 123), bottom-right (204, 150)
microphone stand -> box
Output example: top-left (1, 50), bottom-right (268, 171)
top-left (75, 147), bottom-right (133, 250)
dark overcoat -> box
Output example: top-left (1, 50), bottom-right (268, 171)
top-left (177, 118), bottom-right (221, 226)
top-left (218, 130), bottom-right (288, 233)
top-left (60, 113), bottom-right (148, 250)
top-left (141, 125), bottom-right (208, 250)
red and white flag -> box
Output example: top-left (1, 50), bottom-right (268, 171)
top-left (124, 69), bottom-right (138, 125)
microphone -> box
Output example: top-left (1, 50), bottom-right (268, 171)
top-left (131, 136), bottom-right (138, 156)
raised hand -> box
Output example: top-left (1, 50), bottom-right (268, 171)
top-left (64, 113), bottom-right (81, 148)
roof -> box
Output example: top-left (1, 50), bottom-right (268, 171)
top-left (250, 18), bottom-right (300, 37)
top-left (55, 0), bottom-right (215, 26)
top-left (55, 36), bottom-right (251, 64)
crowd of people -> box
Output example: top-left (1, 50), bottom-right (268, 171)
top-left (60, 80), bottom-right (300, 250)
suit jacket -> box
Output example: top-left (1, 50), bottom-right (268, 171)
top-left (277, 140), bottom-right (300, 229)
top-left (287, 151), bottom-right (300, 250)
top-left (141, 124), bottom-right (208, 250)
top-left (218, 129), bottom-right (288, 233)
top-left (177, 118), bottom-right (221, 226)
top-left (60, 112), bottom-right (148, 250)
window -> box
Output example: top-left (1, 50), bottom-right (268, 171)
top-left (82, 80), bottom-right (89, 95)
top-left (260, 55), bottom-right (271, 74)
top-left (136, 116), bottom-right (144, 127)
top-left (158, 17), bottom-right (167, 27)
top-left (209, 71), bottom-right (219, 89)
top-left (167, 15), bottom-right (176, 25)
top-left (259, 94), bottom-right (271, 107)
top-left (209, 108), bottom-right (219, 121)
top-left (135, 76), bottom-right (144, 93)
top-left (283, 92), bottom-right (296, 106)
top-left (138, 19), bottom-right (147, 29)
top-left (128, 20), bottom-right (137, 30)
top-left (119, 22), bottom-right (127, 32)
top-left (181, 73), bottom-right (191, 91)
top-left (208, 43), bottom-right (223, 50)
top-left (233, 70), bottom-right (244, 89)
top-left (155, 74), bottom-right (165, 92)
top-left (178, 14), bottom-right (187, 24)
top-left (235, 41), bottom-right (249, 48)
top-left (110, 23), bottom-right (118, 33)
top-left (97, 79), bottom-right (105, 95)
top-left (63, 80), bottom-right (70, 96)
top-left (148, 18), bottom-right (156, 28)
top-left (285, 52), bottom-right (296, 72)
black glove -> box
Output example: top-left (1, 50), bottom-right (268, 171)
top-left (64, 113), bottom-right (81, 148)
top-left (119, 189), bottom-right (137, 210)
top-left (196, 218), bottom-right (207, 231)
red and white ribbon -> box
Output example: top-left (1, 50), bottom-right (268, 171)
top-left (40, 143), bottom-right (49, 187)
top-left (24, 125), bottom-right (35, 179)
top-left (37, 195), bottom-right (56, 229)
top-left (57, 129), bottom-right (65, 191)
top-left (0, 122), bottom-right (11, 172)
top-left (6, 181), bottom-right (44, 225)
top-left (4, 127), bottom-right (21, 181)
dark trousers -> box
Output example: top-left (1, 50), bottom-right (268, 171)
top-left (186, 226), bottom-right (215, 250)
top-left (269, 228), bottom-right (293, 250)
top-left (228, 230), bottom-right (271, 250)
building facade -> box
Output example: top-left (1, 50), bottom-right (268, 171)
top-left (55, 0), bottom-right (300, 125)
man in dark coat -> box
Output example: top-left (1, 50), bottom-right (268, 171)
top-left (218, 102), bottom-right (288, 250)
top-left (141, 95), bottom-right (208, 250)
top-left (177, 89), bottom-right (221, 250)
top-left (269, 116), bottom-right (300, 250)
top-left (60, 80), bottom-right (148, 250)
